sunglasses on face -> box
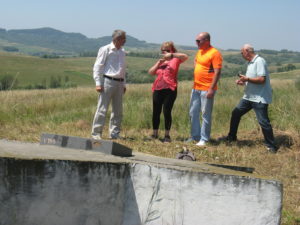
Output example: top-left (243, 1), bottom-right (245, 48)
top-left (195, 39), bottom-right (206, 44)
top-left (161, 49), bottom-right (171, 53)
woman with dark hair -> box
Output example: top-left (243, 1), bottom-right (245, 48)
top-left (148, 41), bottom-right (188, 142)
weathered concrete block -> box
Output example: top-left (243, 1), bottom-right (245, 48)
top-left (0, 140), bottom-right (283, 225)
top-left (40, 133), bottom-right (132, 157)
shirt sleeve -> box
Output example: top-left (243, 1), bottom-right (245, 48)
top-left (256, 58), bottom-right (267, 77)
top-left (212, 51), bottom-right (223, 69)
top-left (93, 46), bottom-right (108, 86)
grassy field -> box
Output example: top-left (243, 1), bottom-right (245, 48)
top-left (2, 50), bottom-right (299, 89)
top-left (0, 70), bottom-right (300, 224)
top-left (0, 51), bottom-right (94, 87)
top-left (0, 51), bottom-right (195, 88)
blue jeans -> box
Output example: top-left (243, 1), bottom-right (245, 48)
top-left (228, 99), bottom-right (276, 149)
top-left (189, 89), bottom-right (215, 142)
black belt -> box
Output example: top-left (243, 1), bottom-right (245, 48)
top-left (104, 75), bottom-right (124, 82)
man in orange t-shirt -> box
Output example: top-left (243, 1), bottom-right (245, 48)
top-left (187, 32), bottom-right (223, 146)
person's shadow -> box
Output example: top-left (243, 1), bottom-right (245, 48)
top-left (210, 134), bottom-right (294, 150)
top-left (274, 134), bottom-right (294, 148)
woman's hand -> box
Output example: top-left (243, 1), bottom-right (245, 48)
top-left (148, 58), bottom-right (166, 75)
top-left (158, 58), bottom-right (166, 64)
top-left (162, 53), bottom-right (173, 60)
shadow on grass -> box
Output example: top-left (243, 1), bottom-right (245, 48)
top-left (145, 134), bottom-right (295, 150)
top-left (209, 134), bottom-right (295, 150)
top-left (209, 138), bottom-right (256, 148)
top-left (275, 134), bottom-right (294, 148)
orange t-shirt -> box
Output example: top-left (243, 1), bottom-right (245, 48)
top-left (193, 46), bottom-right (222, 91)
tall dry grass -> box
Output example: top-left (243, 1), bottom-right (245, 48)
top-left (0, 76), bottom-right (299, 224)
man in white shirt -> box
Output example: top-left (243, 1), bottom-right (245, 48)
top-left (91, 30), bottom-right (126, 140)
top-left (220, 44), bottom-right (277, 153)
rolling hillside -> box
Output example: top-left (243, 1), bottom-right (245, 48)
top-left (0, 27), bottom-right (195, 56)
top-left (1, 48), bottom-right (300, 90)
top-left (1, 28), bottom-right (299, 90)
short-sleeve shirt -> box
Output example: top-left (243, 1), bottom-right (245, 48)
top-left (243, 55), bottom-right (272, 104)
top-left (152, 58), bottom-right (182, 92)
top-left (193, 46), bottom-right (222, 91)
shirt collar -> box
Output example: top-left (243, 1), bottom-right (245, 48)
top-left (109, 42), bottom-right (124, 51)
top-left (250, 54), bottom-right (259, 63)
top-left (110, 42), bottom-right (117, 50)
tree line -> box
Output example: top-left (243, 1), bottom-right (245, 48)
top-left (0, 75), bottom-right (76, 91)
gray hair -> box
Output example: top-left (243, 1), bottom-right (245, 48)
top-left (243, 44), bottom-right (254, 53)
top-left (112, 30), bottom-right (126, 41)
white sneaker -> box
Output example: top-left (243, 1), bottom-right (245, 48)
top-left (91, 134), bottom-right (102, 140)
top-left (196, 140), bottom-right (206, 146)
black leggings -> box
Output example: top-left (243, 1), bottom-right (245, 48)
top-left (152, 89), bottom-right (177, 130)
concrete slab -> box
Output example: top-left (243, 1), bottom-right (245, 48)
top-left (0, 139), bottom-right (283, 225)
top-left (40, 133), bottom-right (132, 157)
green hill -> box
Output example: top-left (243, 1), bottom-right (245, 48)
top-left (0, 27), bottom-right (160, 55)
top-left (0, 27), bottom-right (197, 56)
top-left (0, 51), bottom-right (94, 88)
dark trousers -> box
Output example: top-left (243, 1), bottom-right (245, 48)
top-left (152, 89), bottom-right (177, 130)
top-left (228, 99), bottom-right (276, 149)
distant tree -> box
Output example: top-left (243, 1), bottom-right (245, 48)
top-left (3, 46), bottom-right (19, 52)
top-left (34, 83), bottom-right (47, 89)
top-left (277, 64), bottom-right (296, 72)
top-left (223, 54), bottom-right (245, 65)
top-left (41, 54), bottom-right (59, 59)
top-left (41, 78), bottom-right (47, 88)
top-left (0, 75), bottom-right (18, 90)
top-left (127, 51), bottom-right (160, 59)
top-left (280, 49), bottom-right (291, 53)
top-left (259, 49), bottom-right (278, 55)
top-left (79, 51), bottom-right (97, 57)
top-left (286, 63), bottom-right (297, 71)
top-left (49, 76), bottom-right (61, 88)
top-left (64, 75), bottom-right (69, 83)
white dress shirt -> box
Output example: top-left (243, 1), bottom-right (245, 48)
top-left (93, 42), bottom-right (126, 86)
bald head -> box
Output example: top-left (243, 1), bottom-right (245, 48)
top-left (197, 32), bottom-right (211, 42)
top-left (195, 32), bottom-right (211, 49)
top-left (241, 44), bottom-right (255, 61)
top-left (242, 44), bottom-right (254, 53)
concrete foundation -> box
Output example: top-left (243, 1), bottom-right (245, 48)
top-left (0, 139), bottom-right (282, 225)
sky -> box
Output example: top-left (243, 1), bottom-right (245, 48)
top-left (1, 0), bottom-right (300, 51)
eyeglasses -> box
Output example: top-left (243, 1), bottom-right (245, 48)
top-left (195, 39), bottom-right (206, 43)
top-left (161, 49), bottom-right (171, 53)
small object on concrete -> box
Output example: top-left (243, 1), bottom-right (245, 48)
top-left (40, 133), bottom-right (132, 157)
top-left (176, 147), bottom-right (196, 161)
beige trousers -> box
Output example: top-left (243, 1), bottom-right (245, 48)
top-left (91, 78), bottom-right (124, 138)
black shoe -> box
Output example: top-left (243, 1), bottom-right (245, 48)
top-left (151, 134), bottom-right (158, 139)
top-left (163, 135), bottom-right (171, 143)
top-left (111, 135), bottom-right (125, 140)
top-left (266, 146), bottom-right (278, 154)
top-left (218, 135), bottom-right (237, 143)
top-left (144, 134), bottom-right (158, 141)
